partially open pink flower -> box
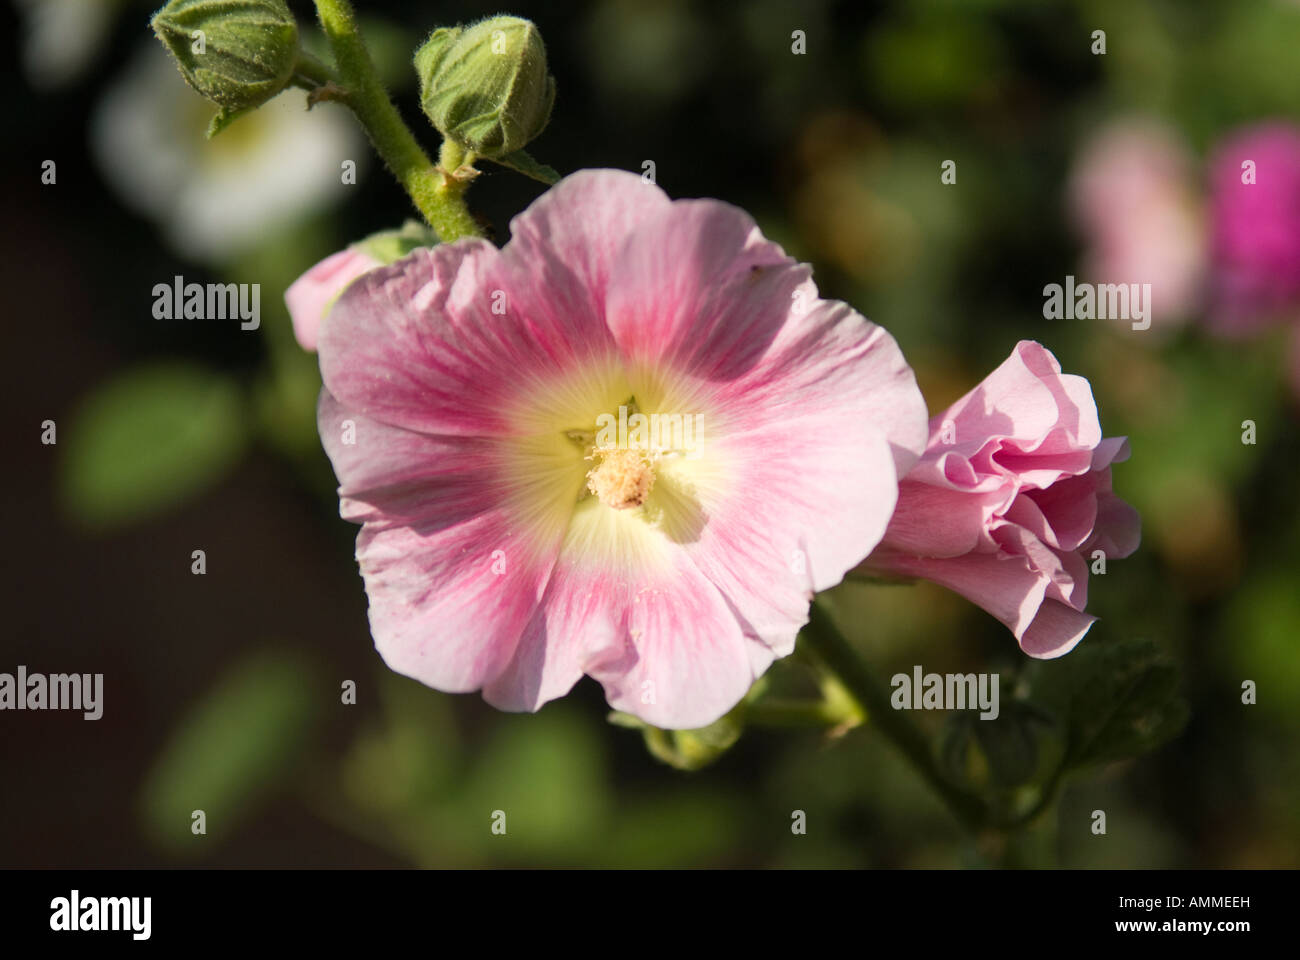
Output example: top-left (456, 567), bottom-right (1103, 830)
top-left (285, 247), bottom-right (381, 352)
top-left (1207, 122), bottom-right (1300, 334)
top-left (860, 341), bottom-right (1139, 658)
top-left (316, 169), bottom-right (928, 728)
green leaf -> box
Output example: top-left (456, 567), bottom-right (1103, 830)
top-left (59, 363), bottom-right (247, 531)
top-left (140, 650), bottom-right (318, 853)
top-left (487, 148), bottom-right (562, 184)
top-left (1025, 637), bottom-right (1189, 770)
top-left (458, 709), bottom-right (607, 857)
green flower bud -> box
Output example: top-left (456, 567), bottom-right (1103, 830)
top-left (351, 221), bottom-right (440, 264)
top-left (610, 708), bottom-right (745, 771)
top-left (415, 16), bottom-right (556, 159)
top-left (151, 0), bottom-right (299, 114)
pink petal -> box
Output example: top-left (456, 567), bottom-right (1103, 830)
top-left (607, 202), bottom-right (928, 477)
top-left (1086, 490), bottom-right (1142, 559)
top-left (682, 417), bottom-right (903, 653)
top-left (487, 510), bottom-right (766, 728)
top-left (285, 248), bottom-right (380, 352)
top-left (868, 546), bottom-right (1094, 657)
top-left (320, 239), bottom-right (620, 438)
top-left (319, 391), bottom-right (565, 693)
top-left (499, 169), bottom-right (672, 362)
top-left (881, 479), bottom-right (1000, 558)
top-left (585, 558), bottom-right (763, 730)
top-left (1018, 600), bottom-right (1097, 658)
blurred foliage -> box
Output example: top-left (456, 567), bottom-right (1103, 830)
top-left (140, 650), bottom-right (318, 853)
top-left (58, 362), bottom-right (246, 531)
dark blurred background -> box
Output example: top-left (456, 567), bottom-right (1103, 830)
top-left (2, 0), bottom-right (1298, 867)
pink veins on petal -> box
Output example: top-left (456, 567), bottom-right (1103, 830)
top-left (315, 169), bottom-right (928, 728)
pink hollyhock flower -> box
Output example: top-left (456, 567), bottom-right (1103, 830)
top-left (315, 169), bottom-right (928, 728)
top-left (285, 247), bottom-right (381, 351)
top-left (1069, 120), bottom-right (1205, 330)
top-left (859, 341), bottom-right (1140, 658)
top-left (1207, 122), bottom-right (1300, 335)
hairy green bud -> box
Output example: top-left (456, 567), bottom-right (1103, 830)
top-left (151, 0), bottom-right (299, 114)
top-left (415, 16), bottom-right (555, 159)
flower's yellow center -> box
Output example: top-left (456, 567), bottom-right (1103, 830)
top-left (586, 446), bottom-right (656, 509)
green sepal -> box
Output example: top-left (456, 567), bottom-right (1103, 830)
top-left (487, 148), bottom-right (561, 185)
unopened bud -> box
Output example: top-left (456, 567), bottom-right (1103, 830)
top-left (414, 16), bottom-right (555, 159)
top-left (151, 0), bottom-right (299, 114)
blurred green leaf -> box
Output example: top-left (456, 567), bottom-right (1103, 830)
top-left (458, 708), bottom-right (608, 859)
top-left (59, 363), bottom-right (246, 531)
top-left (1224, 569), bottom-right (1300, 724)
top-left (1026, 637), bottom-right (1188, 770)
top-left (340, 671), bottom-right (462, 817)
top-left (140, 650), bottom-right (318, 853)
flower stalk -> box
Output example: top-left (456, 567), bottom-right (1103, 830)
top-left (800, 599), bottom-right (989, 830)
top-left (311, 0), bottom-right (482, 241)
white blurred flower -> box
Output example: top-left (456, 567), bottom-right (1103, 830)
top-left (16, 0), bottom-right (114, 90)
top-left (93, 44), bottom-right (365, 263)
top-left (1069, 118), bottom-right (1206, 333)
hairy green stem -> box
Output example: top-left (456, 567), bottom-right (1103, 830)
top-left (311, 0), bottom-right (482, 241)
top-left (801, 600), bottom-right (989, 830)
top-left (291, 49), bottom-right (336, 88)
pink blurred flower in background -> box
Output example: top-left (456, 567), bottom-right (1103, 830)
top-left (1069, 119), bottom-right (1206, 332)
top-left (859, 341), bottom-right (1140, 658)
top-left (285, 247), bottom-right (382, 352)
top-left (314, 170), bottom-right (928, 728)
top-left (1206, 122), bottom-right (1300, 335)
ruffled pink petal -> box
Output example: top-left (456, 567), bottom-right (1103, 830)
top-left (1086, 489), bottom-right (1142, 559)
top-left (285, 248), bottom-right (380, 352)
top-left (1007, 474), bottom-right (1100, 553)
top-left (1018, 601), bottom-right (1097, 658)
top-left (869, 548), bottom-right (1094, 657)
top-left (991, 521), bottom-right (1089, 609)
top-left (920, 341), bottom-right (1100, 492)
top-left (881, 480), bottom-right (1002, 558)
top-left (870, 549), bottom-right (1048, 640)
